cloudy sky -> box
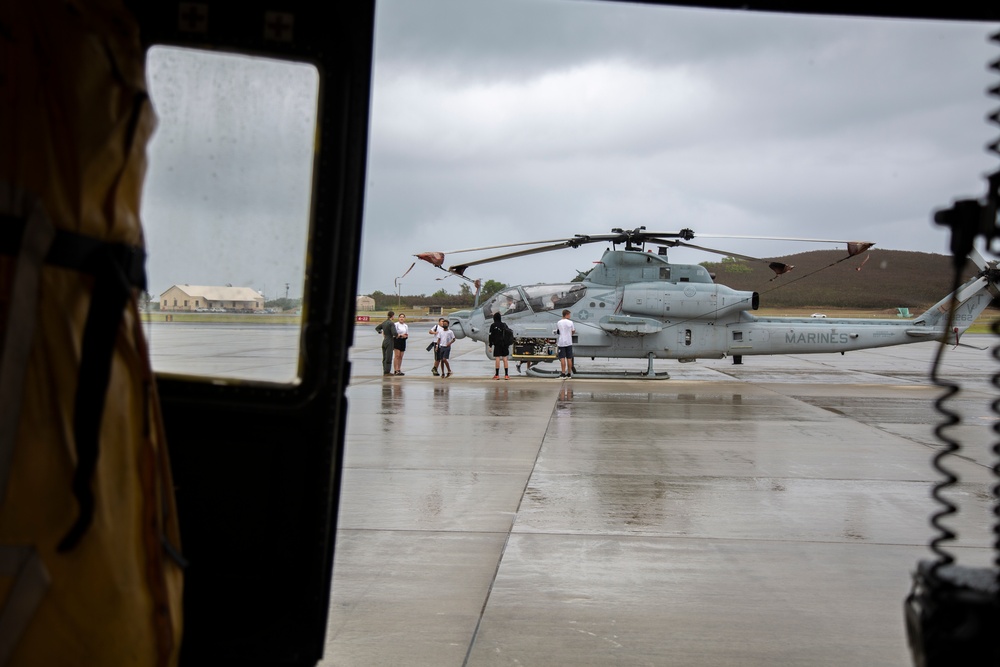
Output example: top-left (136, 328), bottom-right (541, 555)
top-left (362, 0), bottom-right (998, 298)
top-left (140, 1), bottom-right (998, 302)
top-left (143, 46), bottom-right (318, 301)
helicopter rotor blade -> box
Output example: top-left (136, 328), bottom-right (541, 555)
top-left (415, 251), bottom-right (445, 267)
top-left (429, 239), bottom-right (582, 256)
top-left (414, 228), bottom-right (871, 280)
top-left (693, 233), bottom-right (875, 257)
top-left (417, 234), bottom-right (629, 274)
top-left (443, 233), bottom-right (664, 275)
top-left (439, 227), bottom-right (699, 269)
top-left (673, 241), bottom-right (794, 276)
top-left (419, 228), bottom-right (698, 273)
top-left (695, 233), bottom-right (875, 245)
top-left (412, 252), bottom-right (481, 285)
top-left (448, 240), bottom-right (597, 275)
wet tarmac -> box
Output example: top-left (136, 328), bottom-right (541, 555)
top-left (144, 323), bottom-right (999, 665)
top-left (318, 331), bottom-right (999, 666)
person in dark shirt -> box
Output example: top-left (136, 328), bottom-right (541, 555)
top-left (488, 312), bottom-right (511, 380)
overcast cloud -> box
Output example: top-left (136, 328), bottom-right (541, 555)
top-left (143, 47), bottom-right (317, 300)
top-left (139, 1), bottom-right (998, 302)
top-left (361, 0), bottom-right (998, 298)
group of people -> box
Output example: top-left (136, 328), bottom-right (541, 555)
top-left (375, 312), bottom-right (454, 377)
top-left (374, 310), bottom-right (408, 375)
top-left (487, 309), bottom-right (575, 378)
top-left (376, 309), bottom-right (575, 379)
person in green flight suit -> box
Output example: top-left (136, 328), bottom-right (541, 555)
top-left (374, 311), bottom-right (397, 376)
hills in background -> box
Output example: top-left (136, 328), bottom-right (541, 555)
top-left (699, 249), bottom-right (984, 311)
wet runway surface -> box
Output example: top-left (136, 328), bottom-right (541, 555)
top-left (144, 323), bottom-right (999, 665)
top-left (317, 331), bottom-right (999, 666)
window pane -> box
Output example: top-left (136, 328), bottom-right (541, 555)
top-left (140, 46), bottom-right (318, 384)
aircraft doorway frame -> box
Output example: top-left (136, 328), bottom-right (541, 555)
top-left (129, 2), bottom-right (376, 664)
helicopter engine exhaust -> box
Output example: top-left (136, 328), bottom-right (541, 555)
top-left (622, 284), bottom-right (759, 319)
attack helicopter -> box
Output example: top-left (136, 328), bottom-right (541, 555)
top-left (413, 227), bottom-right (1000, 378)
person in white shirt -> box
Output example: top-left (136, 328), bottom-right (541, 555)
top-left (555, 309), bottom-right (575, 378)
top-left (428, 317), bottom-right (446, 376)
top-left (392, 314), bottom-right (409, 375)
top-left (436, 321), bottom-right (456, 377)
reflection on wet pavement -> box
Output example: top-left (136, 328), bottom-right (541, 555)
top-left (323, 335), bottom-right (998, 666)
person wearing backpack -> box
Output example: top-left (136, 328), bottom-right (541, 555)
top-left (488, 312), bottom-right (512, 380)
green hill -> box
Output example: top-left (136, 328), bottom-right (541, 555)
top-left (700, 249), bottom-right (983, 310)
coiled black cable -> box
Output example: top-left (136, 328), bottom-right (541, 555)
top-left (928, 269), bottom-right (964, 575)
top-left (928, 28), bottom-right (1000, 580)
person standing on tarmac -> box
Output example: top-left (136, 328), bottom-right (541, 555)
top-left (392, 313), bottom-right (409, 375)
top-left (436, 320), bottom-right (456, 378)
top-left (555, 309), bottom-right (575, 378)
top-left (429, 317), bottom-right (446, 376)
top-left (374, 311), bottom-right (397, 376)
top-left (489, 312), bottom-right (511, 380)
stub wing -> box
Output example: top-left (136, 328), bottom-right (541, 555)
top-left (597, 315), bottom-right (664, 336)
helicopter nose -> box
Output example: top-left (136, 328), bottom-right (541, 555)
top-left (450, 320), bottom-right (466, 338)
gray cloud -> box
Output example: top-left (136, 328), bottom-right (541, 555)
top-left (143, 47), bottom-right (316, 299)
top-left (135, 3), bottom-right (998, 303)
top-left (362, 1), bottom-right (997, 297)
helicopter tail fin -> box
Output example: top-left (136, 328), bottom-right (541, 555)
top-left (912, 248), bottom-right (1000, 338)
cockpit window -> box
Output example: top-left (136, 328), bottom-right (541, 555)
top-left (523, 284), bottom-right (586, 312)
top-left (483, 288), bottom-right (528, 318)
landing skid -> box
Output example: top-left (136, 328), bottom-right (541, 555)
top-left (521, 353), bottom-right (671, 380)
top-left (524, 366), bottom-right (671, 380)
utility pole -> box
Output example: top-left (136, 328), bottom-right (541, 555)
top-left (394, 276), bottom-right (404, 309)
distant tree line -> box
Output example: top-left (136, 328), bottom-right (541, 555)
top-left (265, 297), bottom-right (302, 311)
top-left (369, 279), bottom-right (508, 310)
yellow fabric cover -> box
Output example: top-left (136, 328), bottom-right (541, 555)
top-left (0, 0), bottom-right (182, 665)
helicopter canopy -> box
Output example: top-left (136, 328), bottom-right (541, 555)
top-left (482, 284), bottom-right (587, 318)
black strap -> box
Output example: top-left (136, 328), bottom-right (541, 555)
top-left (0, 215), bottom-right (146, 290)
top-left (0, 216), bottom-right (146, 551)
top-left (58, 248), bottom-right (135, 551)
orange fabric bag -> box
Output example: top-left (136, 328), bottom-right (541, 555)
top-left (0, 1), bottom-right (183, 664)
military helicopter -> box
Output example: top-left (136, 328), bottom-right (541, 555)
top-left (415, 227), bottom-right (1000, 378)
